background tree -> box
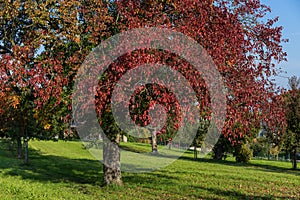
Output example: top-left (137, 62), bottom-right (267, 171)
top-left (192, 119), bottom-right (209, 160)
top-left (283, 76), bottom-right (300, 169)
top-left (0, 0), bottom-right (70, 158)
top-left (0, 0), bottom-right (112, 160)
top-left (128, 83), bottom-right (181, 154)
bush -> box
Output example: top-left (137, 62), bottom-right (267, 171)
top-left (251, 142), bottom-right (268, 157)
top-left (212, 134), bottom-right (233, 160)
top-left (126, 128), bottom-right (151, 143)
top-left (235, 144), bottom-right (253, 163)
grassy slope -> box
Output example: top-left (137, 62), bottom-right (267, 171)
top-left (0, 140), bottom-right (299, 200)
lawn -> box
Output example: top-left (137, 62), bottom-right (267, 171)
top-left (0, 140), bottom-right (299, 199)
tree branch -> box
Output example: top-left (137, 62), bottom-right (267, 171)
top-left (0, 45), bottom-right (12, 54)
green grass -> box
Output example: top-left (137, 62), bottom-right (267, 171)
top-left (0, 140), bottom-right (299, 200)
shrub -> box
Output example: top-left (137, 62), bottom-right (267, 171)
top-left (235, 144), bottom-right (253, 163)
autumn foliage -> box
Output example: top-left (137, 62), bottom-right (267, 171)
top-left (111, 0), bottom-right (287, 145)
top-left (0, 0), bottom-right (288, 183)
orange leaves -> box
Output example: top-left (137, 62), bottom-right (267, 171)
top-left (0, 91), bottom-right (20, 109)
top-left (226, 60), bottom-right (234, 67)
top-left (43, 123), bottom-right (51, 130)
top-left (74, 36), bottom-right (81, 44)
top-left (10, 95), bottom-right (20, 109)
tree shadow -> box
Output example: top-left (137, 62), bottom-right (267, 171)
top-left (247, 160), bottom-right (300, 175)
top-left (123, 172), bottom-right (176, 186)
top-left (122, 171), bottom-right (286, 199)
top-left (179, 156), bottom-right (300, 176)
top-left (119, 144), bottom-right (149, 153)
top-left (194, 185), bottom-right (278, 200)
top-left (1, 143), bottom-right (103, 185)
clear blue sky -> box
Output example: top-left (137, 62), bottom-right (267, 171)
top-left (261, 0), bottom-right (300, 88)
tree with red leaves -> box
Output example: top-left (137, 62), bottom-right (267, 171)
top-left (1, 0), bottom-right (287, 185)
top-left (0, 0), bottom-right (112, 159)
top-left (84, 0), bottom-right (287, 184)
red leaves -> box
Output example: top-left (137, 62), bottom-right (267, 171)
top-left (0, 0), bottom-right (287, 146)
top-left (95, 0), bottom-right (287, 144)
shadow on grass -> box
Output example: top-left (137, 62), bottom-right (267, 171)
top-left (122, 172), bottom-right (176, 186)
top-left (195, 185), bottom-right (275, 200)
top-left (119, 144), bottom-right (149, 153)
top-left (0, 141), bottom-right (103, 185)
top-left (179, 156), bottom-right (300, 176)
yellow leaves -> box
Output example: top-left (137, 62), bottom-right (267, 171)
top-left (33, 111), bottom-right (52, 130)
top-left (44, 123), bottom-right (51, 130)
top-left (1, 92), bottom-right (20, 109)
top-left (33, 112), bottom-right (38, 119)
top-left (269, 146), bottom-right (280, 156)
top-left (9, 95), bottom-right (20, 109)
top-left (226, 59), bottom-right (234, 67)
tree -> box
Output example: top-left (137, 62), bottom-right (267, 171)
top-left (283, 76), bottom-right (300, 169)
top-left (1, 0), bottom-right (288, 184)
top-left (128, 83), bottom-right (181, 154)
top-left (73, 0), bottom-right (288, 183)
top-left (0, 0), bottom-right (70, 158)
top-left (235, 143), bottom-right (253, 163)
top-left (0, 0), bottom-right (112, 159)
top-left (114, 0), bottom-right (287, 163)
top-left (192, 120), bottom-right (209, 160)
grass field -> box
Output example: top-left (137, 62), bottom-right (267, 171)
top-left (0, 140), bottom-right (299, 199)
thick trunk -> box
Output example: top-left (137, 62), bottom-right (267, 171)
top-left (213, 145), bottom-right (224, 160)
top-left (17, 136), bottom-right (22, 158)
top-left (103, 134), bottom-right (122, 185)
top-left (151, 131), bottom-right (158, 154)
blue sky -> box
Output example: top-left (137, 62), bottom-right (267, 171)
top-left (261, 0), bottom-right (300, 88)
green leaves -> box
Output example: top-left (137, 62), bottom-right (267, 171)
top-left (283, 76), bottom-right (300, 169)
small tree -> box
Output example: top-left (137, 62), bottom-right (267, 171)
top-left (283, 76), bottom-right (300, 169)
top-left (269, 146), bottom-right (280, 160)
top-left (192, 119), bottom-right (209, 159)
top-left (235, 143), bottom-right (253, 163)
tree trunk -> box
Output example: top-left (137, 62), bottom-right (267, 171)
top-left (9, 139), bottom-right (14, 151)
top-left (24, 138), bottom-right (28, 164)
top-left (151, 131), bottom-right (158, 154)
top-left (168, 139), bottom-right (172, 149)
top-left (194, 146), bottom-right (197, 160)
top-left (292, 158), bottom-right (297, 170)
top-left (267, 143), bottom-right (271, 160)
top-left (213, 145), bottom-right (223, 160)
top-left (17, 136), bottom-right (22, 158)
top-left (17, 116), bottom-right (25, 159)
top-left (103, 134), bottom-right (122, 185)
top-left (291, 150), bottom-right (297, 170)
